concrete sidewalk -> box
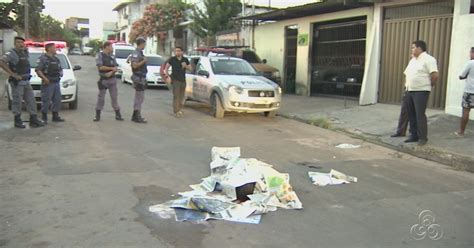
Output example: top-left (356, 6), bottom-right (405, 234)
top-left (278, 94), bottom-right (474, 172)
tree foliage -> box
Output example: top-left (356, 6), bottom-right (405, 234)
top-left (190, 0), bottom-right (241, 38)
top-left (87, 39), bottom-right (103, 55)
top-left (38, 14), bottom-right (63, 40)
top-left (0, 0), bottom-right (45, 38)
top-left (129, 0), bottom-right (188, 43)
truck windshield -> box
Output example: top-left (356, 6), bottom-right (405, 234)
top-left (146, 56), bottom-right (166, 66)
top-left (241, 51), bottom-right (262, 63)
top-left (211, 59), bottom-right (258, 76)
top-left (115, 49), bottom-right (134, 59)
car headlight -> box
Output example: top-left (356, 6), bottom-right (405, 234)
top-left (62, 79), bottom-right (76, 88)
top-left (228, 85), bottom-right (243, 94)
top-left (277, 87), bottom-right (282, 94)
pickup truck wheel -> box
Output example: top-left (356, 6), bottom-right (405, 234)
top-left (264, 110), bottom-right (277, 118)
top-left (211, 93), bottom-right (225, 118)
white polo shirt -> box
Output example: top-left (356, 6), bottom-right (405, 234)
top-left (459, 60), bottom-right (474, 94)
top-left (404, 52), bottom-right (438, 92)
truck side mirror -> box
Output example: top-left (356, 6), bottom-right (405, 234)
top-left (198, 70), bottom-right (210, 78)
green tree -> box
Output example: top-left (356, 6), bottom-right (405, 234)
top-left (39, 14), bottom-right (63, 40)
top-left (87, 39), bottom-right (103, 55)
top-left (129, 0), bottom-right (188, 43)
top-left (0, 0), bottom-right (21, 28)
top-left (61, 28), bottom-right (81, 49)
top-left (190, 0), bottom-right (241, 41)
top-left (0, 0), bottom-right (45, 38)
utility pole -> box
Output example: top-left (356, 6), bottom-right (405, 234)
top-left (24, 0), bottom-right (29, 39)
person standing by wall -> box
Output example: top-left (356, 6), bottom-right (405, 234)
top-left (404, 40), bottom-right (439, 145)
top-left (455, 47), bottom-right (474, 137)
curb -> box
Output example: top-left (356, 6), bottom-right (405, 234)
top-left (278, 113), bottom-right (474, 173)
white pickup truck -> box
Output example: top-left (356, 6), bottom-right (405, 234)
top-left (185, 56), bottom-right (282, 118)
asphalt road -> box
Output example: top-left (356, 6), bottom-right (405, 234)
top-left (0, 55), bottom-right (473, 248)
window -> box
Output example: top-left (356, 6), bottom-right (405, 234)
top-left (146, 56), bottom-right (165, 66)
top-left (115, 49), bottom-right (133, 59)
top-left (196, 63), bottom-right (206, 74)
top-left (210, 59), bottom-right (257, 75)
top-left (242, 51), bottom-right (262, 63)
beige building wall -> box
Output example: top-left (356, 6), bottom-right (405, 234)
top-left (254, 7), bottom-right (374, 102)
top-left (445, 0), bottom-right (474, 119)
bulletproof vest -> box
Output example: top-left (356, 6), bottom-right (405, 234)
top-left (9, 49), bottom-right (31, 76)
top-left (132, 50), bottom-right (147, 77)
top-left (42, 55), bottom-right (61, 80)
top-left (99, 52), bottom-right (115, 75)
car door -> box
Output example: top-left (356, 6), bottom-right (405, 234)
top-left (194, 62), bottom-right (210, 101)
top-left (123, 55), bottom-right (132, 82)
top-left (185, 57), bottom-right (200, 99)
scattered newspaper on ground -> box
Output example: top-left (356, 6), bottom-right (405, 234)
top-left (149, 147), bottom-right (303, 224)
top-left (308, 169), bottom-right (358, 186)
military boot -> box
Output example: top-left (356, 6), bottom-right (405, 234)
top-left (133, 111), bottom-right (147, 124)
top-left (52, 112), bottom-right (65, 122)
top-left (115, 110), bottom-right (124, 121)
top-left (29, 115), bottom-right (45, 128)
top-left (42, 112), bottom-right (48, 125)
top-left (93, 110), bottom-right (101, 122)
top-left (14, 114), bottom-right (25, 129)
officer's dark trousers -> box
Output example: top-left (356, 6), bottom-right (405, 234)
top-left (407, 91), bottom-right (430, 141)
top-left (395, 91), bottom-right (410, 136)
top-left (132, 75), bottom-right (146, 111)
top-left (172, 80), bottom-right (186, 114)
top-left (11, 82), bottom-right (37, 116)
top-left (41, 81), bottom-right (61, 113)
top-left (96, 78), bottom-right (120, 111)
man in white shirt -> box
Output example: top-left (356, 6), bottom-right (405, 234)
top-left (455, 47), bottom-right (474, 137)
top-left (404, 40), bottom-right (439, 145)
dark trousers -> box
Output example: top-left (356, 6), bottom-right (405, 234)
top-left (172, 80), bottom-right (186, 113)
top-left (407, 91), bottom-right (430, 141)
top-left (132, 75), bottom-right (146, 111)
top-left (395, 91), bottom-right (410, 135)
top-left (41, 82), bottom-right (61, 113)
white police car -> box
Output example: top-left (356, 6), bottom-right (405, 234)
top-left (121, 54), bottom-right (168, 87)
top-left (5, 48), bottom-right (82, 110)
top-left (112, 43), bottom-right (135, 78)
top-left (185, 56), bottom-right (282, 118)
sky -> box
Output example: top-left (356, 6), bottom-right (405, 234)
top-left (42, 0), bottom-right (317, 39)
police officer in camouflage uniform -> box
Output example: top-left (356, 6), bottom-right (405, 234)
top-left (36, 43), bottom-right (65, 124)
top-left (0, 36), bottom-right (44, 128)
top-left (130, 37), bottom-right (148, 123)
top-left (93, 41), bottom-right (124, 122)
